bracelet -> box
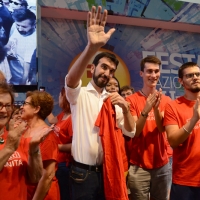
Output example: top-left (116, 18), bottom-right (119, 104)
top-left (182, 126), bottom-right (190, 134)
top-left (141, 111), bottom-right (148, 118)
top-left (29, 148), bottom-right (40, 156)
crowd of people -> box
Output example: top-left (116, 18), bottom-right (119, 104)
top-left (0, 0), bottom-right (36, 84)
top-left (0, 5), bottom-right (200, 200)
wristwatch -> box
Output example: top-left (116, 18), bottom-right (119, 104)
top-left (141, 111), bottom-right (148, 118)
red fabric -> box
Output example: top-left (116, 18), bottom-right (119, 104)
top-left (95, 98), bottom-right (128, 200)
top-left (0, 129), bottom-right (30, 200)
top-left (55, 112), bottom-right (73, 165)
top-left (126, 92), bottom-right (170, 169)
top-left (164, 96), bottom-right (200, 187)
top-left (120, 134), bottom-right (129, 172)
top-left (124, 135), bottom-right (132, 166)
top-left (27, 131), bottom-right (60, 200)
top-left (165, 134), bottom-right (173, 158)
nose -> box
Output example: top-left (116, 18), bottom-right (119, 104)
top-left (18, 26), bottom-right (23, 31)
top-left (150, 71), bottom-right (157, 77)
top-left (0, 106), bottom-right (7, 112)
top-left (104, 69), bottom-right (110, 77)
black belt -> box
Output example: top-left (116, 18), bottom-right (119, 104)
top-left (73, 160), bottom-right (102, 172)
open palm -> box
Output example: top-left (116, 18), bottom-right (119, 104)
top-left (87, 6), bottom-right (115, 48)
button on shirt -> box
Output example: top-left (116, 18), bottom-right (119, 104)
top-left (65, 80), bottom-right (135, 165)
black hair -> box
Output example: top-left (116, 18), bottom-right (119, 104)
top-left (178, 62), bottom-right (200, 78)
top-left (12, 8), bottom-right (36, 25)
top-left (92, 52), bottom-right (119, 68)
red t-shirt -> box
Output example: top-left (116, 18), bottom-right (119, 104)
top-left (126, 92), bottom-right (170, 169)
top-left (54, 112), bottom-right (73, 164)
top-left (95, 98), bottom-right (128, 200)
top-left (27, 131), bottom-right (60, 200)
top-left (0, 129), bottom-right (31, 200)
top-left (164, 96), bottom-right (200, 187)
top-left (165, 134), bottom-right (173, 158)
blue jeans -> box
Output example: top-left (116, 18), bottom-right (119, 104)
top-left (170, 183), bottom-right (200, 200)
top-left (56, 162), bottom-right (71, 200)
top-left (70, 164), bottom-right (105, 200)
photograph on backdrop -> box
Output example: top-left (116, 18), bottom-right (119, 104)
top-left (0, 0), bottom-right (36, 85)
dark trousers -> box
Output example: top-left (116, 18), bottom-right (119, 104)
top-left (170, 183), bottom-right (200, 200)
top-left (70, 164), bottom-right (105, 200)
top-left (56, 162), bottom-right (71, 200)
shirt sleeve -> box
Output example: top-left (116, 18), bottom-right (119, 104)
top-left (40, 131), bottom-right (58, 162)
top-left (65, 75), bottom-right (82, 105)
top-left (163, 102), bottom-right (178, 126)
top-left (115, 105), bottom-right (136, 138)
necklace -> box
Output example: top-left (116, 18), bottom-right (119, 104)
top-left (140, 90), bottom-right (147, 97)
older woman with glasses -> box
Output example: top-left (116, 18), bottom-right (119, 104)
top-left (0, 82), bottom-right (53, 200)
top-left (22, 91), bottom-right (60, 200)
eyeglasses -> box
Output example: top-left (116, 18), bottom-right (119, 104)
top-left (183, 72), bottom-right (200, 79)
top-left (9, 0), bottom-right (21, 5)
top-left (0, 103), bottom-right (12, 111)
top-left (22, 101), bottom-right (32, 106)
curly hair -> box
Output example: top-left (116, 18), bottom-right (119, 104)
top-left (26, 90), bottom-right (54, 120)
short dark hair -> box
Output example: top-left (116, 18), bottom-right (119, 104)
top-left (140, 56), bottom-right (161, 72)
top-left (12, 8), bottom-right (36, 25)
top-left (26, 91), bottom-right (54, 120)
top-left (120, 85), bottom-right (135, 94)
top-left (92, 52), bottom-right (119, 68)
top-left (178, 62), bottom-right (199, 78)
top-left (0, 82), bottom-right (14, 104)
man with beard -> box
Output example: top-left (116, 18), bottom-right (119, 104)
top-left (65, 6), bottom-right (136, 200)
top-left (6, 8), bottom-right (36, 85)
top-left (164, 62), bottom-right (200, 200)
top-left (126, 55), bottom-right (171, 200)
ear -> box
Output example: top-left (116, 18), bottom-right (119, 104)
top-left (178, 78), bottom-right (184, 87)
top-left (33, 106), bottom-right (41, 114)
top-left (90, 64), bottom-right (95, 74)
top-left (140, 71), bottom-right (143, 78)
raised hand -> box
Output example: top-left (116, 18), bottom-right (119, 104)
top-left (193, 95), bottom-right (200, 121)
top-left (29, 124), bottom-right (55, 153)
top-left (142, 91), bottom-right (158, 114)
top-left (87, 6), bottom-right (115, 49)
top-left (153, 88), bottom-right (162, 110)
top-left (6, 119), bottom-right (27, 152)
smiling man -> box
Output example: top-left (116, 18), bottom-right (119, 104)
top-left (164, 62), bottom-right (200, 200)
top-left (65, 6), bottom-right (135, 200)
top-left (126, 55), bottom-right (171, 200)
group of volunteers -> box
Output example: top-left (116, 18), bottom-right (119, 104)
top-left (0, 5), bottom-right (200, 200)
